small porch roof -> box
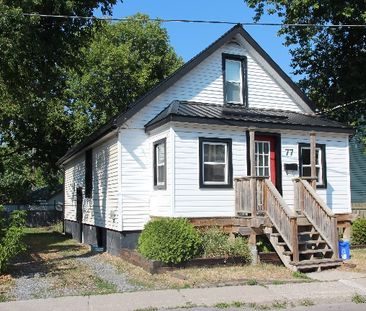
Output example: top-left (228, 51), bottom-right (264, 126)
top-left (144, 100), bottom-right (354, 134)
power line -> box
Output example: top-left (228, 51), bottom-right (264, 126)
top-left (6, 13), bottom-right (366, 28)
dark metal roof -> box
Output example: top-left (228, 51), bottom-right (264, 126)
top-left (145, 101), bottom-right (353, 134)
top-left (58, 24), bottom-right (317, 165)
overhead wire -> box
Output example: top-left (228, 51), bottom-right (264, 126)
top-left (1, 13), bottom-right (364, 28)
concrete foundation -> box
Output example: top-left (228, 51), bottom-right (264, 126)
top-left (64, 219), bottom-right (140, 255)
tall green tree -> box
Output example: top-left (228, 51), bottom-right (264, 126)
top-left (66, 14), bottom-right (183, 141)
top-left (0, 6), bottom-right (183, 202)
top-left (244, 1), bottom-right (366, 127)
top-left (0, 1), bottom-right (118, 189)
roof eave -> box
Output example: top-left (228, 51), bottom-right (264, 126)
top-left (57, 120), bottom-right (118, 166)
top-left (145, 115), bottom-right (354, 134)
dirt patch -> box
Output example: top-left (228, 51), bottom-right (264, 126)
top-left (341, 248), bottom-right (366, 273)
top-left (104, 252), bottom-right (297, 290)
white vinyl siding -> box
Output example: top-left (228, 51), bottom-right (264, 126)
top-left (126, 42), bottom-right (304, 131)
top-left (120, 127), bottom-right (172, 230)
top-left (63, 136), bottom-right (121, 231)
top-left (64, 155), bottom-right (85, 221)
top-left (281, 131), bottom-right (351, 213)
top-left (173, 124), bottom-right (246, 217)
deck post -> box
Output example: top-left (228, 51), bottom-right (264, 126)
top-left (249, 129), bottom-right (257, 216)
top-left (310, 131), bottom-right (317, 189)
top-left (291, 217), bottom-right (299, 263)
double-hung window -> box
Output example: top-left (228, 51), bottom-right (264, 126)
top-left (199, 138), bottom-right (232, 188)
top-left (298, 143), bottom-right (327, 188)
top-left (223, 54), bottom-right (247, 106)
top-left (153, 138), bottom-right (166, 189)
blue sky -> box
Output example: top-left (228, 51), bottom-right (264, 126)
top-left (103, 0), bottom-right (298, 80)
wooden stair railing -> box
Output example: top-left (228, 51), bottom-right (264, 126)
top-left (263, 179), bottom-right (299, 263)
top-left (235, 177), bottom-right (266, 216)
top-left (293, 178), bottom-right (339, 259)
top-left (235, 177), bottom-right (299, 263)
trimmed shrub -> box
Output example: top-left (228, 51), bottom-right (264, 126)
top-left (201, 227), bottom-right (251, 262)
top-left (0, 206), bottom-right (27, 273)
top-left (352, 218), bottom-right (366, 245)
top-left (138, 218), bottom-right (201, 264)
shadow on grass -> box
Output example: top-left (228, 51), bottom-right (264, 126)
top-left (8, 229), bottom-right (96, 279)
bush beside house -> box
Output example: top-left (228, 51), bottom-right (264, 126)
top-left (0, 205), bottom-right (26, 273)
top-left (352, 218), bottom-right (366, 245)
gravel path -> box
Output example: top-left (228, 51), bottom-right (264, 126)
top-left (9, 254), bottom-right (138, 300)
top-left (10, 271), bottom-right (53, 300)
top-left (76, 255), bottom-right (139, 292)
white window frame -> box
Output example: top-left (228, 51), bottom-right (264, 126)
top-left (225, 59), bottom-right (243, 105)
top-left (202, 142), bottom-right (228, 185)
top-left (300, 146), bottom-right (322, 185)
top-left (153, 139), bottom-right (166, 190)
top-left (299, 143), bottom-right (326, 188)
top-left (255, 140), bottom-right (271, 178)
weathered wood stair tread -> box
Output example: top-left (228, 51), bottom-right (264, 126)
top-left (290, 258), bottom-right (343, 266)
top-left (283, 249), bottom-right (332, 256)
top-left (277, 240), bottom-right (326, 246)
top-left (290, 259), bottom-right (343, 270)
top-left (298, 231), bottom-right (320, 236)
top-left (270, 233), bottom-right (282, 237)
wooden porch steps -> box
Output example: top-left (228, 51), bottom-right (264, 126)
top-left (290, 259), bottom-right (343, 271)
top-left (235, 177), bottom-right (341, 272)
top-left (266, 216), bottom-right (341, 272)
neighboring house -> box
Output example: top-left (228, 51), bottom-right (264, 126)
top-left (58, 25), bottom-right (353, 271)
top-left (4, 185), bottom-right (64, 212)
top-left (349, 137), bottom-right (366, 217)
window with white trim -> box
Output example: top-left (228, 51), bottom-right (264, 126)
top-left (299, 143), bottom-right (326, 188)
top-left (199, 138), bottom-right (232, 188)
top-left (255, 141), bottom-right (270, 177)
top-left (153, 138), bottom-right (166, 189)
top-left (223, 54), bottom-right (247, 106)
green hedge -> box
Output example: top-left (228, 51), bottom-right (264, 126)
top-left (352, 218), bottom-right (366, 245)
top-left (138, 218), bottom-right (202, 264)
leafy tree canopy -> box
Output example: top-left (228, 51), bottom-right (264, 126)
top-left (0, 3), bottom-right (183, 202)
top-left (66, 14), bottom-right (183, 141)
top-left (0, 0), bottom-right (118, 202)
top-left (244, 0), bottom-right (366, 129)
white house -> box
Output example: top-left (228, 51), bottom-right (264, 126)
top-left (58, 25), bottom-right (353, 270)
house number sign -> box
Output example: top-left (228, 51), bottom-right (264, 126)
top-left (284, 148), bottom-right (294, 157)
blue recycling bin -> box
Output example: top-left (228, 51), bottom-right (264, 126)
top-left (338, 240), bottom-right (351, 260)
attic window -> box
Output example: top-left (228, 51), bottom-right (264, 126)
top-left (222, 53), bottom-right (248, 106)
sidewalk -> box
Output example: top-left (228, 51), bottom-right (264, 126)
top-left (1, 271), bottom-right (366, 311)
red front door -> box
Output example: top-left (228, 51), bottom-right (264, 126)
top-left (254, 135), bottom-right (277, 186)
